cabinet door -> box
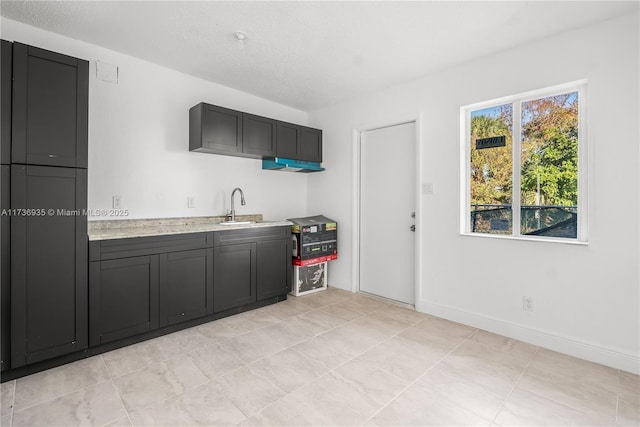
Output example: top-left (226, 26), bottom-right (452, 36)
top-left (213, 243), bottom-right (256, 313)
top-left (1, 165), bottom-right (9, 371)
top-left (256, 239), bottom-right (291, 301)
top-left (242, 113), bottom-right (276, 157)
top-left (89, 256), bottom-right (159, 346)
top-left (11, 165), bottom-right (88, 367)
top-left (276, 121), bottom-right (299, 159)
top-left (299, 126), bottom-right (323, 162)
top-left (159, 248), bottom-right (213, 327)
top-left (1, 40), bottom-right (11, 165)
top-left (190, 103), bottom-right (242, 154)
top-left (11, 42), bottom-right (88, 168)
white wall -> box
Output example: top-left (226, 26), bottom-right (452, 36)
top-left (1, 18), bottom-right (311, 221)
top-left (308, 13), bottom-right (639, 373)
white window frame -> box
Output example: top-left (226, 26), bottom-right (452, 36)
top-left (460, 80), bottom-right (588, 244)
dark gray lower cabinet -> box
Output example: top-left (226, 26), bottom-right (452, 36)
top-left (213, 243), bottom-right (256, 313)
top-left (89, 233), bottom-right (210, 346)
top-left (89, 256), bottom-right (159, 346)
top-left (159, 248), bottom-right (213, 327)
top-left (256, 239), bottom-right (290, 300)
top-left (10, 165), bottom-right (88, 367)
top-left (87, 226), bottom-right (289, 357)
top-left (1, 165), bottom-right (10, 371)
top-left (213, 226), bottom-right (291, 313)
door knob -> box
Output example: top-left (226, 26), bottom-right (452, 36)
top-left (411, 211), bottom-right (415, 218)
top-left (410, 225), bottom-right (416, 232)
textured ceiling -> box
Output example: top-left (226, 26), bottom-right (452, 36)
top-left (0, 1), bottom-right (637, 111)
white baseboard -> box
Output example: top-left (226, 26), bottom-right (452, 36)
top-left (417, 300), bottom-right (639, 375)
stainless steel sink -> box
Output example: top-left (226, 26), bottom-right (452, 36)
top-left (219, 221), bottom-right (255, 226)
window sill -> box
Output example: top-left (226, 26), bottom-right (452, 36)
top-left (460, 232), bottom-right (589, 246)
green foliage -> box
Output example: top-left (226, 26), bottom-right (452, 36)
top-left (470, 93), bottom-right (578, 209)
top-left (520, 94), bottom-right (578, 206)
top-left (470, 113), bottom-right (512, 205)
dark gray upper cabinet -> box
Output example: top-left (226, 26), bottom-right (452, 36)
top-left (1, 40), bottom-right (11, 166)
top-left (242, 113), bottom-right (277, 157)
top-left (299, 126), bottom-right (323, 162)
top-left (11, 42), bottom-right (88, 168)
top-left (1, 40), bottom-right (12, 372)
top-left (275, 121), bottom-right (299, 159)
top-left (10, 165), bottom-right (88, 367)
top-left (276, 122), bottom-right (323, 162)
top-left (190, 103), bottom-right (243, 155)
top-left (189, 102), bottom-right (322, 162)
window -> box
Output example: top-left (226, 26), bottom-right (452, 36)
top-left (461, 82), bottom-right (587, 242)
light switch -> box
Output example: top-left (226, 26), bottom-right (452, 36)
top-left (187, 196), bottom-right (195, 208)
top-left (96, 61), bottom-right (119, 84)
top-left (422, 183), bottom-right (434, 195)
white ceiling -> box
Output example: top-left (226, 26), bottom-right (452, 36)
top-left (1, 1), bottom-right (637, 111)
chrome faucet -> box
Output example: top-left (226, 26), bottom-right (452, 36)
top-left (229, 187), bottom-right (246, 222)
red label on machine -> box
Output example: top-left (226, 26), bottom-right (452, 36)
top-left (292, 254), bottom-right (337, 266)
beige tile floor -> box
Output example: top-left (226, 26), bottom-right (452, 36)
top-left (0, 287), bottom-right (638, 426)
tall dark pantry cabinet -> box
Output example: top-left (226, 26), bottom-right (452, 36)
top-left (1, 41), bottom-right (89, 370)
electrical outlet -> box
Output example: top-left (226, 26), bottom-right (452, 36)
top-left (112, 195), bottom-right (122, 209)
top-left (422, 182), bottom-right (434, 195)
top-left (523, 296), bottom-right (534, 312)
top-left (187, 196), bottom-right (195, 208)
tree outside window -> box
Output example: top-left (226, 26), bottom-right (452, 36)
top-left (466, 86), bottom-right (582, 240)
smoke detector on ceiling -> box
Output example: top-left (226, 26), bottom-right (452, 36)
top-left (233, 31), bottom-right (247, 41)
top-left (233, 31), bottom-right (248, 50)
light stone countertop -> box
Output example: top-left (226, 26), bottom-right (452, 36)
top-left (88, 215), bottom-right (292, 241)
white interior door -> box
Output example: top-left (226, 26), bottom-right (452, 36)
top-left (359, 122), bottom-right (415, 305)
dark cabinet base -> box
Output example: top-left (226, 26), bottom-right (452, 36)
top-left (0, 292), bottom-right (287, 382)
top-left (3, 226), bottom-right (291, 381)
top-left (160, 248), bottom-right (213, 327)
top-left (90, 256), bottom-right (159, 347)
top-left (214, 243), bottom-right (256, 312)
top-left (10, 165), bottom-right (88, 368)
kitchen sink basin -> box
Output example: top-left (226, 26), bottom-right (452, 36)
top-left (219, 221), bottom-right (256, 226)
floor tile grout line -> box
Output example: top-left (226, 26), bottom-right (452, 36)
top-left (106, 377), bottom-right (135, 427)
top-left (499, 347), bottom-right (619, 425)
top-left (120, 376), bottom-right (216, 422)
top-left (488, 347), bottom-right (537, 426)
top-left (243, 295), bottom-right (385, 367)
top-left (105, 347), bottom-right (200, 382)
top-left (123, 328), bottom-right (326, 425)
top-left (5, 295), bottom-right (412, 424)
top-left (108, 296), bottom-right (349, 422)
top-left (362, 333), bottom-right (476, 426)
top-left (246, 312), bottom-right (401, 422)
top-left (235, 301), bottom-right (378, 400)
top-left (8, 379), bottom-right (16, 427)
top-left (102, 337), bottom-right (198, 381)
top-left (111, 353), bottom-right (225, 415)
top-left (11, 378), bottom-right (116, 416)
